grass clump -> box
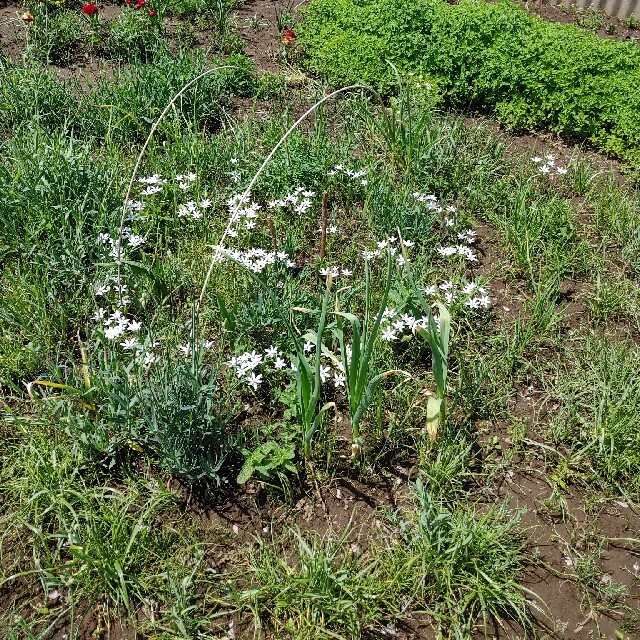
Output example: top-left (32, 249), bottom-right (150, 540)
top-left (298, 0), bottom-right (640, 171)
top-left (388, 476), bottom-right (534, 637)
top-left (240, 526), bottom-right (405, 639)
top-left (548, 335), bottom-right (640, 493)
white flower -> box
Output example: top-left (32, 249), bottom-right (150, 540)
top-left (230, 157), bottom-right (239, 165)
top-left (403, 239), bottom-right (415, 247)
top-left (462, 282), bottom-right (478, 294)
top-left (382, 307), bottom-right (396, 322)
top-left (95, 284), bottom-right (110, 296)
top-left (556, 166), bottom-right (567, 175)
top-left (178, 344), bottom-right (191, 356)
top-left (320, 366), bottom-right (332, 383)
top-left (120, 338), bottom-right (138, 350)
top-left (265, 346), bottom-right (278, 359)
top-left (93, 308), bottom-right (106, 321)
top-left (200, 199), bottom-right (212, 208)
top-left (341, 268), bottom-right (352, 277)
top-left (303, 341), bottom-right (314, 353)
top-left (424, 285), bottom-right (437, 296)
top-left (361, 179), bottom-right (368, 186)
top-left (104, 325), bottom-right (126, 340)
top-left (127, 320), bottom-right (142, 332)
top-left (531, 156), bottom-right (543, 163)
top-left (127, 199), bottom-right (146, 212)
top-left (457, 230), bottom-right (476, 243)
top-left (381, 327), bottom-right (397, 341)
top-left (444, 217), bottom-right (455, 227)
top-left (245, 372), bottom-right (262, 390)
top-left (127, 234), bottom-right (146, 248)
top-left (141, 185), bottom-right (163, 196)
top-left (274, 357), bottom-right (287, 370)
top-left (334, 373), bottom-right (346, 387)
top-left (539, 165), bottom-right (551, 174)
top-left (143, 352), bottom-right (157, 366)
top-left (138, 174), bottom-right (166, 185)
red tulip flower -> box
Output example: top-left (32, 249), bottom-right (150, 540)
top-left (148, 9), bottom-right (157, 16)
top-left (81, 3), bottom-right (99, 16)
top-left (134, 0), bottom-right (146, 8)
top-left (282, 28), bottom-right (296, 46)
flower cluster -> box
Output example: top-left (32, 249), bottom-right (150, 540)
top-left (282, 29), bottom-right (296, 46)
top-left (93, 308), bottom-right (141, 339)
top-left (227, 347), bottom-right (288, 390)
top-left (327, 164), bottom-right (368, 186)
top-left (229, 157), bottom-right (241, 184)
top-left (532, 154), bottom-right (567, 176)
top-left (138, 172), bottom-right (199, 196)
top-left (124, 0), bottom-right (156, 14)
top-left (361, 236), bottom-right (414, 264)
top-left (379, 307), bottom-right (435, 342)
top-left (436, 232), bottom-right (477, 262)
top-left (214, 248), bottom-right (296, 273)
top-left (424, 280), bottom-right (491, 310)
top-left (92, 169), bottom-right (202, 360)
top-left (299, 341), bottom-right (348, 388)
top-left (138, 174), bottom-right (167, 196)
top-left (126, 199), bottom-right (146, 220)
top-left (97, 228), bottom-right (146, 261)
top-left (178, 199), bottom-right (212, 220)
top-left (176, 172), bottom-right (196, 190)
top-left (268, 187), bottom-right (315, 216)
top-left (319, 266), bottom-right (352, 278)
top-left (227, 192), bottom-right (262, 234)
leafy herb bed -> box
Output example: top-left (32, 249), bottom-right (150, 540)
top-left (298, 0), bottom-right (640, 171)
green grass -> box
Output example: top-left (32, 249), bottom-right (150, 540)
top-left (2, 9), bottom-right (640, 637)
top-left (547, 334), bottom-right (640, 493)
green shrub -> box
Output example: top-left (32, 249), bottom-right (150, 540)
top-left (298, 0), bottom-right (640, 170)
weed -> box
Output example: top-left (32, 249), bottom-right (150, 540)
top-left (547, 335), bottom-right (640, 492)
top-left (387, 477), bottom-right (534, 637)
top-left (240, 525), bottom-right (405, 638)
